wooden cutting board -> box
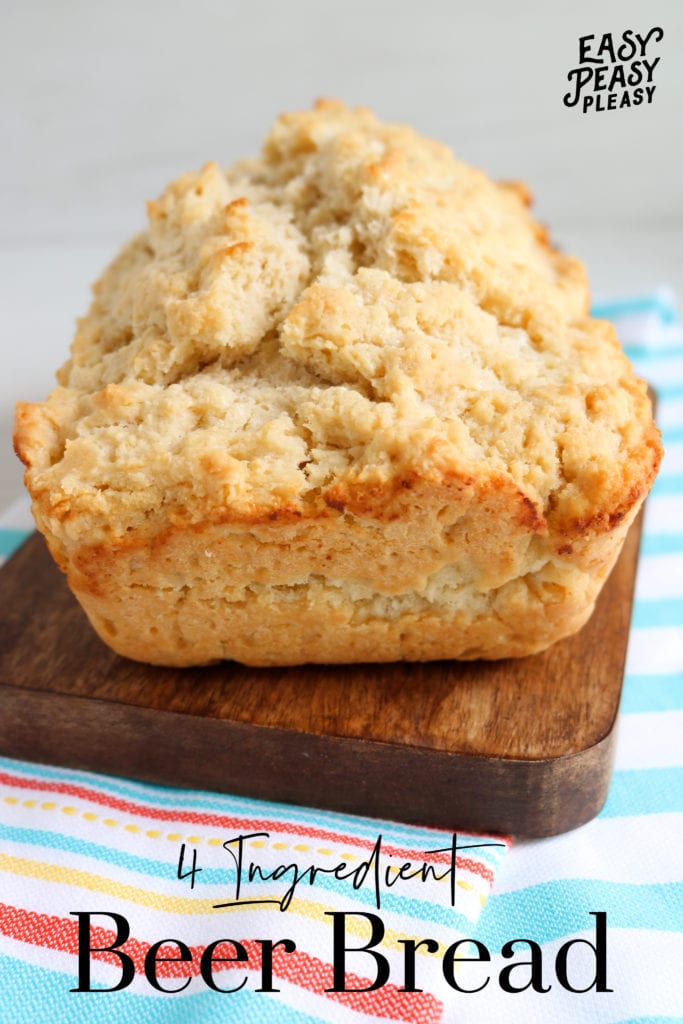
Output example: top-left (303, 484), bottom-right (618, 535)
top-left (0, 514), bottom-right (643, 838)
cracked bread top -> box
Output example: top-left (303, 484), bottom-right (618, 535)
top-left (15, 99), bottom-right (661, 549)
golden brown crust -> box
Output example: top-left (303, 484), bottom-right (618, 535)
top-left (14, 99), bottom-right (662, 666)
top-left (67, 487), bottom-right (638, 668)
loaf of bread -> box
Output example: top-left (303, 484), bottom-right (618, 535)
top-left (14, 100), bottom-right (661, 666)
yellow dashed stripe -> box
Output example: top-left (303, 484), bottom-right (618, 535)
top-left (2, 792), bottom-right (490, 914)
top-left (0, 795), bottom-right (398, 869)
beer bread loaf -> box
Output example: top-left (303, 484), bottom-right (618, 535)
top-left (14, 100), bottom-right (662, 666)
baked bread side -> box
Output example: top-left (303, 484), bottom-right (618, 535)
top-left (14, 100), bottom-right (662, 666)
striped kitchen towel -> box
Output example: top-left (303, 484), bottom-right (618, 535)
top-left (0, 754), bottom-right (507, 1024)
top-left (1, 290), bottom-right (681, 1023)
top-left (0, 483), bottom-right (508, 1023)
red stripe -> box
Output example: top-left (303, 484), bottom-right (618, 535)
top-left (0, 769), bottom-right (506, 879)
top-left (0, 902), bottom-right (443, 1023)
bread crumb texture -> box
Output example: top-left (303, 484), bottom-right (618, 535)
top-left (15, 100), bottom-right (662, 665)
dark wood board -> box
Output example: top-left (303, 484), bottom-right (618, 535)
top-left (0, 513), bottom-right (643, 838)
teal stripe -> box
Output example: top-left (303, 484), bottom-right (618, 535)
top-left (652, 474), bottom-right (683, 498)
top-left (0, 528), bottom-right (29, 557)
top-left (621, 674), bottom-right (683, 713)
top-left (0, 821), bottom-right (495, 934)
top-left (0, 953), bottom-right (328, 1024)
top-left (631, 597), bottom-right (683, 630)
top-left (478, 879), bottom-right (683, 948)
top-left (624, 344), bottom-right (683, 361)
top-left (641, 534), bottom-right (683, 557)
top-left (655, 382), bottom-right (683, 400)
top-left (601, 768), bottom-right (683, 818)
top-left (661, 426), bottom-right (683, 444)
top-left (0, 756), bottom-right (507, 863)
top-left (616, 1018), bottom-right (683, 1023)
top-left (0, 822), bottom-right (182, 883)
top-left (592, 295), bottom-right (677, 322)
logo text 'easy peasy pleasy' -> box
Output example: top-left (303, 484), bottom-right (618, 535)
top-left (563, 28), bottom-right (663, 113)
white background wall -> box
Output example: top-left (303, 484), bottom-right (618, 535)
top-left (2, 0), bottom-right (681, 506)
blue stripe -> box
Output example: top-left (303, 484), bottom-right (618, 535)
top-left (624, 344), bottom-right (683, 362)
top-left (0, 953), bottom-right (328, 1024)
top-left (0, 821), bottom-right (182, 882)
top-left (631, 598), bottom-right (683, 630)
top-left (592, 295), bottom-right (678, 322)
top-left (615, 1018), bottom-right (683, 1023)
top-left (651, 475), bottom-right (683, 498)
top-left (621, 674), bottom-right (683, 713)
top-left (601, 768), bottom-right (683, 818)
top-left (660, 426), bottom-right (683, 444)
top-left (0, 528), bottom-right (29, 557)
top-left (640, 534), bottom-right (683, 557)
top-left (478, 879), bottom-right (683, 949)
top-left (654, 382), bottom-right (683, 400)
